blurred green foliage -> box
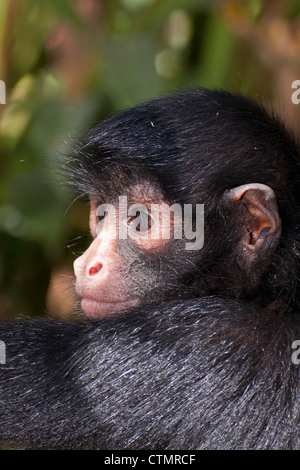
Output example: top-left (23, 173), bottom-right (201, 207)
top-left (1, 0), bottom-right (300, 317)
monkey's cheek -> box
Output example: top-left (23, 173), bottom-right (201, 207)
top-left (81, 298), bottom-right (139, 319)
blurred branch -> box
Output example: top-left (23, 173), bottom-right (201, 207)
top-left (0, 0), bottom-right (22, 83)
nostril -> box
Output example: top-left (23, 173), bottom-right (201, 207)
top-left (88, 263), bottom-right (103, 276)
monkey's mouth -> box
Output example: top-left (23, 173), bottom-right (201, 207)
top-left (80, 297), bottom-right (139, 319)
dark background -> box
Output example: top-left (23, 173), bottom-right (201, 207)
top-left (1, 0), bottom-right (300, 319)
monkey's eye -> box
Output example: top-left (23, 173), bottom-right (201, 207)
top-left (96, 211), bottom-right (107, 224)
top-left (128, 209), bottom-right (153, 233)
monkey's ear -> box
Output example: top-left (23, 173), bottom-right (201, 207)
top-left (224, 183), bottom-right (281, 253)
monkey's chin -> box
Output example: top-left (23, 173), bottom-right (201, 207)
top-left (81, 298), bottom-right (139, 319)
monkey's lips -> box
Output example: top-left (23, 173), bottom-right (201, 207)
top-left (80, 297), bottom-right (139, 319)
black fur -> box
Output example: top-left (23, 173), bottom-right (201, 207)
top-left (1, 89), bottom-right (300, 449)
top-left (1, 297), bottom-right (300, 449)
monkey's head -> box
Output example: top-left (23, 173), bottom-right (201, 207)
top-left (71, 89), bottom-right (300, 319)
top-left (73, 171), bottom-right (188, 318)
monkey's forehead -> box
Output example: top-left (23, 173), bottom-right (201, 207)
top-left (128, 183), bottom-right (165, 202)
top-left (89, 176), bottom-right (168, 206)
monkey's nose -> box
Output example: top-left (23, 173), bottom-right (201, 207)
top-left (88, 262), bottom-right (103, 276)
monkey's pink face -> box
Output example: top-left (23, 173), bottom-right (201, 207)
top-left (73, 186), bottom-right (175, 319)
